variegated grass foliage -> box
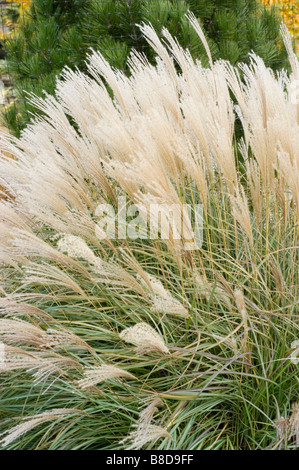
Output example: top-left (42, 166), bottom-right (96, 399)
top-left (0, 14), bottom-right (298, 449)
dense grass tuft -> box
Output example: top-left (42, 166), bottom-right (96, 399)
top-left (0, 18), bottom-right (298, 449)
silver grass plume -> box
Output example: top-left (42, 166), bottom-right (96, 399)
top-left (76, 365), bottom-right (135, 390)
top-left (275, 402), bottom-right (299, 447)
top-left (120, 398), bottom-right (171, 450)
top-left (0, 345), bottom-right (80, 385)
top-left (140, 274), bottom-right (188, 318)
top-left (0, 409), bottom-right (80, 447)
top-left (0, 319), bottom-right (91, 350)
top-left (119, 322), bottom-right (169, 355)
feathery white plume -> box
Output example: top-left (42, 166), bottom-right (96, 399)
top-left (76, 365), bottom-right (135, 389)
top-left (119, 322), bottom-right (169, 355)
top-left (0, 409), bottom-right (80, 447)
top-left (142, 274), bottom-right (189, 318)
top-left (120, 398), bottom-right (170, 450)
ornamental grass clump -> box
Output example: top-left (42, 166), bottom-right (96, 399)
top-left (0, 15), bottom-right (298, 450)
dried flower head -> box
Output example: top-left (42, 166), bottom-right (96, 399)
top-left (141, 274), bottom-right (188, 318)
top-left (121, 424), bottom-right (171, 450)
top-left (57, 234), bottom-right (98, 265)
top-left (0, 345), bottom-right (80, 385)
top-left (120, 398), bottom-right (170, 450)
top-left (0, 409), bottom-right (80, 447)
top-left (289, 402), bottom-right (299, 445)
top-left (0, 319), bottom-right (47, 347)
top-left (275, 402), bottom-right (299, 446)
top-left (119, 323), bottom-right (170, 355)
top-left (76, 364), bottom-right (135, 390)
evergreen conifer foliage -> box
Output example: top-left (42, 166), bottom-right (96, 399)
top-left (3, 0), bottom-right (288, 134)
top-left (2, 0), bottom-right (91, 132)
top-left (83, 0), bottom-right (286, 69)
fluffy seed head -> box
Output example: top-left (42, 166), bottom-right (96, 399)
top-left (119, 323), bottom-right (170, 355)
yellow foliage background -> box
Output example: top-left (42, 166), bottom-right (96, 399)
top-left (6, 0), bottom-right (31, 11)
top-left (0, 1), bottom-right (31, 39)
top-left (262, 0), bottom-right (299, 51)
